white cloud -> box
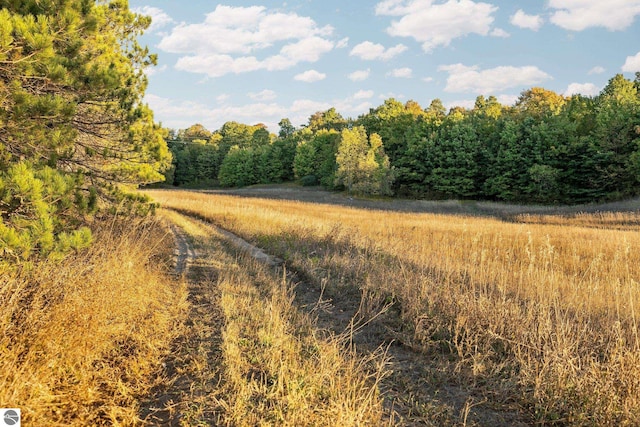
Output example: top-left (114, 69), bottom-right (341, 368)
top-left (378, 92), bottom-right (405, 100)
top-left (548, 0), bottom-right (640, 31)
top-left (336, 37), bottom-right (349, 48)
top-left (423, 76), bottom-right (434, 82)
top-left (564, 83), bottom-right (600, 97)
top-left (496, 94), bottom-right (519, 106)
top-left (588, 66), bottom-right (606, 75)
top-left (348, 69), bottom-right (371, 81)
top-left (350, 41), bottom-right (408, 61)
top-left (446, 99), bottom-right (476, 110)
top-left (158, 5), bottom-right (335, 77)
top-left (388, 67), bottom-right (413, 78)
top-left (376, 0), bottom-right (498, 52)
top-left (353, 90), bottom-right (375, 99)
top-left (145, 64), bottom-right (167, 77)
top-left (375, 0), bottom-right (412, 15)
top-left (439, 63), bottom-right (552, 94)
top-left (248, 89), bottom-right (277, 101)
top-left (622, 51), bottom-right (640, 72)
top-left (510, 10), bottom-right (543, 31)
top-left (490, 28), bottom-right (510, 38)
top-left (216, 94), bottom-right (230, 104)
top-left (133, 6), bottom-right (174, 32)
top-left (147, 88), bottom-right (379, 132)
top-left (294, 69), bottom-right (327, 82)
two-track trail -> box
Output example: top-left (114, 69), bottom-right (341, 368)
top-left (141, 207), bottom-right (531, 426)
top-left (140, 211), bottom-right (228, 425)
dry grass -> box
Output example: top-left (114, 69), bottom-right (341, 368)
top-left (162, 211), bottom-right (387, 426)
top-left (147, 189), bottom-right (640, 425)
top-left (0, 217), bottom-right (189, 425)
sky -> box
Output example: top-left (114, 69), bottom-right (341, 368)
top-left (128, 0), bottom-right (640, 133)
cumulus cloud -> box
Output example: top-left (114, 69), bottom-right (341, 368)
top-left (294, 70), bottom-right (327, 82)
top-left (588, 66), bottom-right (606, 75)
top-left (133, 6), bottom-right (174, 32)
top-left (548, 0), bottom-right (640, 31)
top-left (622, 51), bottom-right (640, 72)
top-left (375, 0), bottom-right (498, 52)
top-left (510, 10), bottom-right (543, 31)
top-left (248, 89), bottom-right (277, 101)
top-left (564, 83), bottom-right (600, 97)
top-left (445, 99), bottom-right (476, 110)
top-left (378, 92), bottom-right (405, 100)
top-left (388, 67), bottom-right (413, 78)
top-left (348, 69), bottom-right (371, 81)
top-left (350, 41), bottom-right (408, 61)
top-left (490, 28), bottom-right (510, 38)
top-left (353, 90), bottom-right (375, 99)
top-left (216, 94), bottom-right (230, 104)
top-left (439, 63), bottom-right (552, 94)
top-left (496, 94), bottom-right (519, 106)
top-left (336, 37), bottom-right (349, 48)
top-left (146, 91), bottom-right (377, 132)
top-left (145, 64), bottom-right (167, 77)
top-left (158, 5), bottom-right (335, 77)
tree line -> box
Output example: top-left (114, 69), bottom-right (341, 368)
top-left (166, 73), bottom-right (640, 204)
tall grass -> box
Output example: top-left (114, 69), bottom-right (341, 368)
top-left (147, 189), bottom-right (640, 425)
top-left (163, 211), bottom-right (387, 426)
top-left (0, 218), bottom-right (188, 425)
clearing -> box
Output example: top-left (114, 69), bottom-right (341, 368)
top-left (141, 186), bottom-right (548, 426)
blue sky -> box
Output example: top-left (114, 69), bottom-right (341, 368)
top-left (129, 0), bottom-right (640, 133)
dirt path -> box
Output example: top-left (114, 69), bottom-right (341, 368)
top-left (142, 209), bottom-right (532, 426)
top-left (140, 217), bottom-right (226, 425)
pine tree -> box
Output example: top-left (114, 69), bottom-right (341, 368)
top-left (0, 0), bottom-right (170, 262)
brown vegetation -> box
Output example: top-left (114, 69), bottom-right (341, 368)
top-left (0, 218), bottom-right (188, 425)
top-left (147, 188), bottom-right (640, 425)
top-left (152, 210), bottom-right (386, 426)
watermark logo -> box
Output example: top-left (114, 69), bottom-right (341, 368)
top-left (1, 409), bottom-right (20, 426)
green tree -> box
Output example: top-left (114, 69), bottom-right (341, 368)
top-left (0, 0), bottom-right (170, 261)
top-left (429, 117), bottom-right (480, 198)
top-left (179, 123), bottom-right (212, 141)
top-left (515, 87), bottom-right (566, 118)
top-left (293, 140), bottom-right (318, 180)
top-left (218, 146), bottom-right (255, 187)
top-left (335, 126), bottom-right (394, 195)
top-left (307, 108), bottom-right (348, 132)
top-left (278, 118), bottom-right (296, 139)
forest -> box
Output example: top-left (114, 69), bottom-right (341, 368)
top-left (167, 74), bottom-right (640, 204)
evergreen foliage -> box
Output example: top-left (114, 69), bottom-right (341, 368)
top-left (166, 74), bottom-right (640, 205)
top-left (0, 0), bottom-right (170, 262)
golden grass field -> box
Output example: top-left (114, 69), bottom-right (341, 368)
top-left (146, 188), bottom-right (640, 425)
top-left (4, 186), bottom-right (640, 425)
top-left (155, 210), bottom-right (386, 426)
top-left (0, 218), bottom-right (189, 425)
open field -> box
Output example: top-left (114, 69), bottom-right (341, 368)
top-left (146, 186), bottom-right (640, 425)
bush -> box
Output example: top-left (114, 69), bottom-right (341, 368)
top-left (300, 175), bottom-right (319, 186)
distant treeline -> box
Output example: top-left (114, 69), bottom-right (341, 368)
top-left (165, 73), bottom-right (640, 204)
